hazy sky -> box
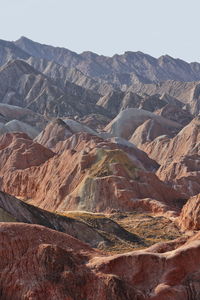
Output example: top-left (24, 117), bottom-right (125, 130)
top-left (1, 0), bottom-right (200, 62)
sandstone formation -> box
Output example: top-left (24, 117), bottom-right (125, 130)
top-left (0, 132), bottom-right (55, 173)
top-left (128, 80), bottom-right (200, 115)
top-left (155, 103), bottom-right (193, 126)
top-left (4, 119), bottom-right (39, 138)
top-left (0, 191), bottom-right (109, 247)
top-left (35, 118), bottom-right (74, 150)
top-left (129, 119), bottom-right (172, 147)
top-left (91, 232), bottom-right (200, 300)
top-left (80, 113), bottom-right (111, 131)
top-left (178, 194), bottom-right (200, 231)
top-left (35, 118), bottom-right (107, 151)
top-left (0, 132), bottom-right (183, 214)
top-left (0, 36), bottom-right (200, 299)
top-left (105, 108), bottom-right (182, 140)
top-left (0, 222), bottom-right (200, 299)
top-left (139, 116), bottom-right (200, 197)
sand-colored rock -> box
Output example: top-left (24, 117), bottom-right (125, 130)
top-left (105, 108), bottom-right (182, 140)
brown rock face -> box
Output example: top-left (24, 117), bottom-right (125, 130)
top-left (0, 222), bottom-right (145, 300)
top-left (1, 222), bottom-right (200, 300)
top-left (179, 194), bottom-right (200, 230)
top-left (91, 232), bottom-right (200, 300)
top-left (0, 132), bottom-right (182, 214)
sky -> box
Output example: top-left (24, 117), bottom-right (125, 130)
top-left (1, 0), bottom-right (200, 62)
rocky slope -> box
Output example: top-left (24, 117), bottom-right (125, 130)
top-left (128, 80), bottom-right (200, 115)
top-left (0, 221), bottom-right (200, 299)
top-left (0, 36), bottom-right (200, 299)
top-left (138, 116), bottom-right (200, 197)
top-left (178, 193), bottom-right (200, 231)
top-left (0, 131), bottom-right (184, 215)
top-left (0, 103), bottom-right (47, 129)
top-left (0, 39), bottom-right (30, 66)
top-left (0, 191), bottom-right (145, 249)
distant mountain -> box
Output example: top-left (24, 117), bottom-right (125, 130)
top-left (0, 36), bottom-right (200, 120)
top-left (15, 36), bottom-right (200, 85)
top-left (0, 39), bottom-right (30, 67)
top-left (0, 59), bottom-right (108, 118)
top-left (128, 80), bottom-right (200, 115)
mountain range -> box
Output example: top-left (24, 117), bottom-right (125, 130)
top-left (0, 36), bottom-right (200, 300)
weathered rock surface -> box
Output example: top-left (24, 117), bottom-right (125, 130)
top-left (0, 103), bottom-right (47, 130)
top-left (128, 80), bottom-right (200, 115)
top-left (0, 132), bottom-right (183, 214)
top-left (129, 119), bottom-right (172, 147)
top-left (35, 118), bottom-right (106, 151)
top-left (35, 118), bottom-right (74, 150)
top-left (1, 221), bottom-right (199, 299)
top-left (15, 36), bottom-right (200, 86)
top-left (91, 232), bottom-right (200, 300)
top-left (0, 59), bottom-right (107, 118)
top-left (178, 194), bottom-right (200, 231)
top-left (156, 154), bottom-right (200, 197)
top-left (105, 108), bottom-right (182, 140)
top-left (0, 191), bottom-right (110, 247)
top-left (0, 132), bottom-right (55, 173)
top-left (80, 113), bottom-right (111, 131)
top-left (155, 103), bottom-right (193, 126)
top-left (139, 116), bottom-right (200, 197)
top-left (0, 38), bottom-right (30, 66)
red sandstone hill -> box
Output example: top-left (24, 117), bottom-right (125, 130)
top-left (1, 222), bottom-right (200, 299)
top-left (0, 132), bottom-right (184, 214)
